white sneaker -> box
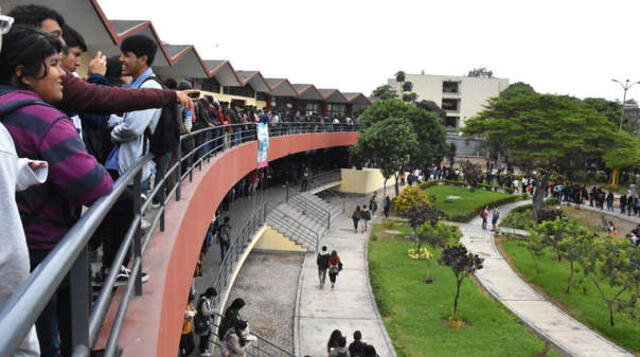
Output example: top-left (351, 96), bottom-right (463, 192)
top-left (115, 266), bottom-right (149, 286)
top-left (200, 352), bottom-right (212, 356)
top-left (141, 219), bottom-right (151, 231)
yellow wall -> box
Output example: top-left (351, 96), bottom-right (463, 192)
top-left (339, 168), bottom-right (400, 194)
top-left (253, 225), bottom-right (307, 252)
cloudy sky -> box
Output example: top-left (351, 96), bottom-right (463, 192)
top-left (100, 0), bottom-right (640, 102)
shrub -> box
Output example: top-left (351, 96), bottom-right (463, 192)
top-left (394, 186), bottom-right (430, 215)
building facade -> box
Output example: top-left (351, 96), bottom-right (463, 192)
top-left (388, 73), bottom-right (509, 131)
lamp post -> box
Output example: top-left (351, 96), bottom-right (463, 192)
top-left (611, 78), bottom-right (640, 131)
top-left (610, 78), bottom-right (640, 186)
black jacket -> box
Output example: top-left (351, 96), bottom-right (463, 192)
top-left (317, 251), bottom-right (330, 269)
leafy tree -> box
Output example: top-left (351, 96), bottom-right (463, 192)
top-left (603, 132), bottom-right (640, 170)
top-left (371, 85), bottom-right (398, 100)
top-left (405, 202), bottom-right (439, 237)
top-left (467, 67), bottom-right (493, 78)
top-left (499, 82), bottom-right (536, 100)
top-left (416, 100), bottom-right (447, 122)
top-left (395, 71), bottom-right (406, 82)
top-left (417, 221), bottom-right (460, 249)
top-left (557, 224), bottom-right (594, 293)
top-left (463, 94), bottom-right (618, 220)
top-left (402, 92), bottom-right (417, 103)
top-left (460, 160), bottom-right (482, 189)
top-left (583, 97), bottom-right (622, 127)
top-left (528, 217), bottom-right (573, 263)
top-left (402, 81), bottom-right (413, 92)
top-left (438, 244), bottom-right (484, 320)
top-left (394, 186), bottom-right (430, 216)
top-left (580, 238), bottom-right (639, 326)
top-left (359, 99), bottom-right (447, 169)
top-left (355, 117), bottom-right (418, 196)
top-left (446, 142), bottom-right (457, 167)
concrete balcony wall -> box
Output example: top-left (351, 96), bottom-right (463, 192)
top-left (107, 131), bottom-right (358, 357)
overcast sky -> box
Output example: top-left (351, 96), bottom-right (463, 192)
top-left (100, 0), bottom-right (640, 102)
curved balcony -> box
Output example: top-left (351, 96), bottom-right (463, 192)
top-left (0, 123), bottom-right (358, 357)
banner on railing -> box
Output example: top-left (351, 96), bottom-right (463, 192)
top-left (257, 123), bottom-right (269, 168)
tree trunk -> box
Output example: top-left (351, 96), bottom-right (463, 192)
top-left (608, 303), bottom-right (615, 326)
top-left (383, 177), bottom-right (388, 198)
top-left (532, 175), bottom-right (548, 222)
top-left (394, 173), bottom-right (400, 196)
top-left (566, 261), bottom-right (574, 294)
top-left (453, 278), bottom-right (462, 319)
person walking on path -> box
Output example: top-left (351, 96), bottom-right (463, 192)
top-left (620, 194), bottom-right (627, 215)
top-left (383, 196), bottom-right (391, 219)
top-left (351, 206), bottom-right (361, 233)
top-left (218, 216), bottom-right (231, 261)
top-left (328, 336), bottom-right (350, 357)
top-left (348, 331), bottom-right (367, 357)
top-left (481, 205), bottom-right (489, 230)
top-left (606, 191), bottom-right (614, 211)
top-left (220, 320), bottom-right (254, 357)
top-left (369, 193), bottom-right (378, 216)
top-left (218, 298), bottom-right (247, 341)
top-left (328, 250), bottom-right (343, 289)
top-left (317, 246), bottom-right (330, 288)
top-left (360, 205), bottom-right (371, 233)
top-left (327, 330), bottom-right (344, 354)
top-left (196, 287), bottom-right (217, 356)
top-left (491, 206), bottom-right (500, 231)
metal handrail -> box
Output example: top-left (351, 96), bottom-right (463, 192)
top-left (0, 122), bottom-right (358, 356)
top-left (264, 202), bottom-right (320, 252)
top-left (288, 187), bottom-right (331, 230)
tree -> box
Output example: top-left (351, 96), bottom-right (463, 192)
top-left (460, 160), bottom-right (482, 189)
top-left (499, 82), bottom-right (536, 100)
top-left (359, 99), bottom-right (447, 169)
top-left (402, 92), bottom-right (417, 103)
top-left (394, 186), bottom-right (430, 216)
top-left (402, 81), bottom-right (413, 92)
top-left (438, 244), bottom-right (484, 321)
top-left (417, 221), bottom-right (460, 249)
top-left (583, 97), bottom-right (622, 127)
top-left (467, 67), bottom-right (493, 78)
top-left (463, 94), bottom-right (619, 220)
top-left (557, 223), bottom-right (593, 293)
top-left (416, 100), bottom-right (447, 122)
top-left (355, 117), bottom-right (418, 196)
top-left (371, 85), bottom-right (398, 100)
top-left (446, 142), bottom-right (456, 167)
top-left (603, 132), bottom-right (640, 170)
top-left (395, 71), bottom-right (406, 82)
top-left (581, 238), bottom-right (639, 326)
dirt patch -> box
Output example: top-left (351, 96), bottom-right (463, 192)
top-left (560, 206), bottom-right (637, 235)
top-left (383, 230), bottom-right (402, 235)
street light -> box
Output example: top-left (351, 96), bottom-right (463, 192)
top-left (611, 78), bottom-right (640, 131)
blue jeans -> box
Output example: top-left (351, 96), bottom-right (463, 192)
top-left (220, 242), bottom-right (230, 262)
top-left (30, 250), bottom-right (72, 357)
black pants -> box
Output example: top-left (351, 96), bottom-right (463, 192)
top-left (199, 330), bottom-right (210, 352)
top-left (179, 332), bottom-right (195, 356)
top-left (329, 271), bottom-right (338, 284)
top-left (352, 218), bottom-right (359, 231)
top-left (101, 170), bottom-right (134, 272)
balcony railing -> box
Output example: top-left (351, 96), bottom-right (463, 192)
top-left (0, 122), bottom-right (359, 356)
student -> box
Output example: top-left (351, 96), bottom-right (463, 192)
top-left (351, 206), bottom-right (361, 233)
top-left (383, 196), bottom-right (391, 219)
top-left (491, 206), bottom-right (500, 231)
top-left (328, 250), bottom-right (343, 289)
top-left (0, 26), bottom-right (113, 356)
top-left (196, 287), bottom-right (217, 356)
top-left (8, 4), bottom-right (196, 114)
top-left (327, 329), bottom-right (343, 354)
top-left (481, 205), bottom-right (489, 230)
top-left (220, 320), bottom-right (254, 356)
top-left (218, 216), bottom-right (232, 261)
top-left (348, 330), bottom-right (367, 357)
top-left (179, 294), bottom-right (196, 356)
top-left (317, 245), bottom-right (330, 288)
top-left (328, 336), bottom-right (350, 357)
top-left (360, 205), bottom-right (371, 232)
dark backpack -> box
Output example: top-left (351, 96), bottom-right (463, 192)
top-left (141, 77), bottom-right (181, 157)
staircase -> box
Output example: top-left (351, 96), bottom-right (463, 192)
top-left (264, 189), bottom-right (343, 253)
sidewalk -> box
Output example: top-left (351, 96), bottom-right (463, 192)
top-left (294, 198), bottom-right (397, 357)
top-left (457, 200), bottom-right (632, 357)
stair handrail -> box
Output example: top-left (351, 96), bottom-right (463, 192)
top-left (264, 202), bottom-right (320, 252)
top-left (287, 186), bottom-right (331, 230)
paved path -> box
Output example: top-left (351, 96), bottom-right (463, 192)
top-left (295, 198), bottom-right (397, 357)
top-left (457, 200), bottom-right (632, 357)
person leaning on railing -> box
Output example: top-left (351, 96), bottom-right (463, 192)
top-left (0, 26), bottom-right (114, 356)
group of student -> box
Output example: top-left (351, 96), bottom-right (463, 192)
top-left (324, 329), bottom-right (379, 357)
top-left (0, 4), bottom-right (209, 356)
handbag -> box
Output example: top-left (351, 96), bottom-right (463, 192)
top-left (193, 298), bottom-right (211, 335)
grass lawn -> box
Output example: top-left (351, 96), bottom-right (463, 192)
top-left (500, 239), bottom-right (640, 354)
top-left (425, 185), bottom-right (515, 222)
top-left (369, 221), bottom-right (557, 357)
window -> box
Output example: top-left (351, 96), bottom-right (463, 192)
top-left (327, 103), bottom-right (346, 118)
top-left (443, 81), bottom-right (459, 94)
top-left (256, 92), bottom-right (268, 101)
top-left (222, 84), bottom-right (255, 98)
top-left (304, 102), bottom-right (321, 115)
top-left (191, 77), bottom-right (220, 93)
top-left (442, 98), bottom-right (460, 111)
top-left (445, 116), bottom-right (459, 128)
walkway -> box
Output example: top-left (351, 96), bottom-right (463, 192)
top-left (457, 200), bottom-right (632, 357)
top-left (295, 199), bottom-right (397, 357)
